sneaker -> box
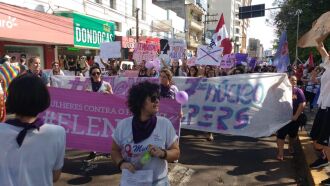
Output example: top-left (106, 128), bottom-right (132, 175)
top-left (309, 157), bottom-right (329, 169)
top-left (321, 178), bottom-right (330, 185)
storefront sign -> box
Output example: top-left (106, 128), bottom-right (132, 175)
top-left (0, 16), bottom-right (17, 29)
top-left (73, 13), bottom-right (115, 48)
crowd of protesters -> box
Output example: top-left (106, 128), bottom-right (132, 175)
top-left (0, 45), bottom-right (329, 185)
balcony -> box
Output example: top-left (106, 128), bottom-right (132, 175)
top-left (187, 36), bottom-right (201, 48)
top-left (189, 20), bottom-right (203, 32)
top-left (152, 20), bottom-right (172, 32)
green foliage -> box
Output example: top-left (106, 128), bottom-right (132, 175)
top-left (273, 0), bottom-right (330, 64)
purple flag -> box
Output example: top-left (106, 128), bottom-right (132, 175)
top-left (273, 31), bottom-right (290, 72)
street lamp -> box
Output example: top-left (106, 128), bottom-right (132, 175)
top-left (295, 9), bottom-right (302, 65)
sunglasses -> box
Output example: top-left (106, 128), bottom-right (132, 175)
top-left (149, 95), bottom-right (160, 103)
top-left (92, 72), bottom-right (101, 76)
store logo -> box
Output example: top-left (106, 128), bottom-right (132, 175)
top-left (0, 16), bottom-right (18, 29)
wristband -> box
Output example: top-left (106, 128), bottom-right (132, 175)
top-left (117, 159), bottom-right (125, 170)
top-left (160, 149), bottom-right (167, 159)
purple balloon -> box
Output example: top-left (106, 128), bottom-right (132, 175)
top-left (145, 61), bottom-right (154, 69)
top-left (175, 91), bottom-right (189, 104)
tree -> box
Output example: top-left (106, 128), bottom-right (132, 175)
top-left (273, 0), bottom-right (330, 64)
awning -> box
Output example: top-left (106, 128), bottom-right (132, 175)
top-left (0, 3), bottom-right (73, 45)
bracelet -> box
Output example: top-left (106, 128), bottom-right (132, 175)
top-left (117, 159), bottom-right (125, 170)
top-left (160, 149), bottom-right (167, 159)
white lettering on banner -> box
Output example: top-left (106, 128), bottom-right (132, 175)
top-left (75, 27), bottom-right (81, 42)
top-left (43, 111), bottom-right (117, 137)
top-left (87, 116), bottom-right (101, 137)
top-left (0, 16), bottom-right (17, 29)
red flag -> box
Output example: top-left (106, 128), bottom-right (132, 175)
top-left (211, 13), bottom-right (232, 54)
top-left (308, 52), bottom-right (314, 67)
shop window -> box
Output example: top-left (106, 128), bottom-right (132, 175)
top-left (4, 45), bottom-right (44, 69)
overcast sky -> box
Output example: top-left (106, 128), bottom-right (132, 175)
top-left (247, 0), bottom-right (277, 50)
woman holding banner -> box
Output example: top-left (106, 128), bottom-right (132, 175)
top-left (276, 75), bottom-right (306, 160)
top-left (86, 65), bottom-right (113, 94)
top-left (0, 74), bottom-right (66, 185)
top-left (111, 81), bottom-right (180, 186)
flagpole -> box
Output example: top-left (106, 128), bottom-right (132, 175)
top-left (295, 9), bottom-right (302, 65)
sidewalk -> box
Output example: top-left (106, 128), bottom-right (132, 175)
top-left (297, 110), bottom-right (330, 185)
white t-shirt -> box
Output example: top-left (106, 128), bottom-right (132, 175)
top-left (317, 56), bottom-right (330, 108)
top-left (0, 123), bottom-right (66, 186)
top-left (112, 116), bottom-right (178, 182)
top-left (86, 81), bottom-right (112, 93)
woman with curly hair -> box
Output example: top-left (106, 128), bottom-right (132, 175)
top-left (111, 81), bottom-right (180, 186)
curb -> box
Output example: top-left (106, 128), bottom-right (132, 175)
top-left (297, 129), bottom-right (328, 185)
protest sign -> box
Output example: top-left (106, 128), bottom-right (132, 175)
top-left (51, 73), bottom-right (292, 138)
top-left (40, 87), bottom-right (181, 153)
top-left (196, 46), bottom-right (223, 66)
top-left (100, 41), bottom-right (121, 58)
top-left (187, 57), bottom-right (197, 67)
top-left (169, 39), bottom-right (186, 60)
top-left (133, 43), bottom-right (158, 63)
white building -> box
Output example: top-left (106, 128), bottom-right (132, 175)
top-left (207, 0), bottom-right (251, 53)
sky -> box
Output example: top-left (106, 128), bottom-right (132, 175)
top-left (247, 0), bottom-right (277, 50)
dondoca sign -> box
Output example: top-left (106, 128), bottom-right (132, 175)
top-left (73, 13), bottom-right (115, 48)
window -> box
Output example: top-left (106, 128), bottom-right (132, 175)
top-left (109, 0), bottom-right (116, 9)
top-left (95, 0), bottom-right (102, 4)
top-left (236, 28), bottom-right (240, 34)
top-left (132, 0), bottom-right (136, 17)
top-left (142, 0), bottom-right (146, 20)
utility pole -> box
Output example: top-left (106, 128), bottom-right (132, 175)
top-left (203, 13), bottom-right (218, 44)
top-left (295, 9), bottom-right (302, 65)
top-left (136, 8), bottom-right (140, 43)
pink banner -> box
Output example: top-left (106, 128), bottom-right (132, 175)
top-left (40, 87), bottom-right (181, 153)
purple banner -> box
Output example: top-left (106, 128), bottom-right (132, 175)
top-left (40, 87), bottom-right (181, 153)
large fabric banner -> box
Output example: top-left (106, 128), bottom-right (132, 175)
top-left (40, 87), bottom-right (181, 153)
top-left (51, 73), bottom-right (292, 137)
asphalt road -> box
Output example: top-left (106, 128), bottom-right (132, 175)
top-left (55, 128), bottom-right (304, 186)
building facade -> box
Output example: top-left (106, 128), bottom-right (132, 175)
top-left (0, 0), bottom-right (185, 66)
top-left (153, 0), bottom-right (206, 54)
top-left (207, 0), bottom-right (251, 53)
top-left (248, 38), bottom-right (263, 59)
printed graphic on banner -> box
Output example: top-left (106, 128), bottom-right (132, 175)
top-left (133, 43), bottom-right (158, 63)
top-left (40, 87), bottom-right (181, 153)
top-left (51, 74), bottom-right (292, 138)
top-left (169, 39), bottom-right (186, 60)
top-left (196, 46), bottom-right (223, 66)
top-left (100, 41), bottom-right (121, 59)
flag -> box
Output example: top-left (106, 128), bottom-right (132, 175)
top-left (210, 13), bottom-right (232, 55)
top-left (0, 62), bottom-right (20, 92)
top-left (298, 11), bottom-right (330, 48)
top-left (273, 31), bottom-right (290, 72)
top-left (308, 52), bottom-right (314, 67)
